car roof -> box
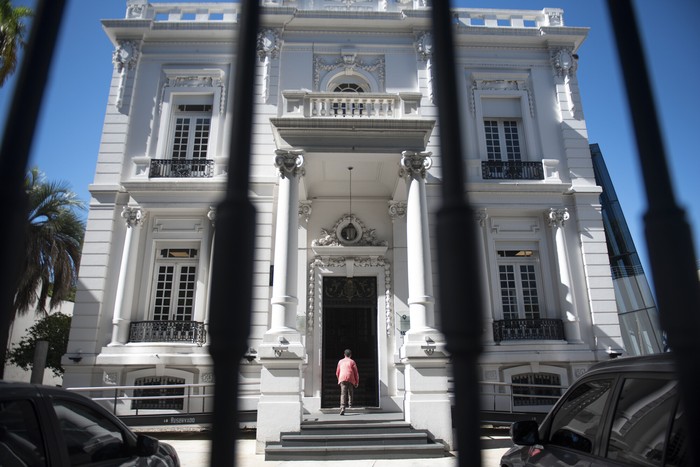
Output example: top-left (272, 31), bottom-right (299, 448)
top-left (585, 352), bottom-right (676, 377)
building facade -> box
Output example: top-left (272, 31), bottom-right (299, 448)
top-left (63, 0), bottom-right (623, 451)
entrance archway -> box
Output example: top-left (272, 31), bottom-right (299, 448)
top-left (321, 276), bottom-right (379, 408)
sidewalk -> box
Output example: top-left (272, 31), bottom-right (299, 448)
top-left (149, 429), bottom-right (513, 467)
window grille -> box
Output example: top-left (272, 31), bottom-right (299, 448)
top-left (132, 376), bottom-right (185, 410)
top-left (512, 373), bottom-right (562, 406)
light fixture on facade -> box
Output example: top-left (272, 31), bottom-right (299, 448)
top-left (341, 166), bottom-right (358, 241)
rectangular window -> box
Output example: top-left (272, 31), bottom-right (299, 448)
top-left (169, 106), bottom-right (212, 161)
top-left (151, 248), bottom-right (198, 321)
top-left (484, 119), bottom-right (522, 161)
top-left (497, 250), bottom-right (541, 320)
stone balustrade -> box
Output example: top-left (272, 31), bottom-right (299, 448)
top-left (454, 8), bottom-right (565, 28)
top-left (281, 91), bottom-right (422, 119)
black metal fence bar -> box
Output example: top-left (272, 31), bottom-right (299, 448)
top-left (606, 2), bottom-right (700, 464)
top-left (481, 160), bottom-right (544, 180)
top-left (0, 0), bottom-right (69, 376)
top-left (149, 159), bottom-right (214, 178)
top-left (493, 319), bottom-right (565, 342)
top-left (431, 1), bottom-right (484, 466)
top-left (129, 320), bottom-right (207, 345)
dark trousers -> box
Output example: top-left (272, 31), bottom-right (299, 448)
top-left (339, 381), bottom-right (354, 408)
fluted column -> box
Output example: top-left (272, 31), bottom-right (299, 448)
top-left (476, 209), bottom-right (495, 345)
top-left (548, 208), bottom-right (582, 343)
top-left (108, 207), bottom-right (146, 346)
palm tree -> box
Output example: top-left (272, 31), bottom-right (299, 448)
top-left (13, 168), bottom-right (85, 316)
top-left (0, 0), bottom-right (32, 86)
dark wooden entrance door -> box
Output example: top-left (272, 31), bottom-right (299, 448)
top-left (321, 276), bottom-right (378, 408)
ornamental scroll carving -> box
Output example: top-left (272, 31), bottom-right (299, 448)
top-left (158, 71), bottom-right (226, 115)
top-left (311, 214), bottom-right (387, 247)
top-left (112, 40), bottom-right (141, 111)
top-left (122, 207), bottom-right (146, 228)
top-left (551, 48), bottom-right (577, 78)
top-left (399, 151), bottom-right (432, 179)
top-left (547, 208), bottom-right (570, 228)
top-left (313, 54), bottom-right (385, 91)
top-left (274, 149), bottom-right (305, 179)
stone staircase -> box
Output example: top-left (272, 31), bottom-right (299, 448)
top-left (265, 412), bottom-right (449, 461)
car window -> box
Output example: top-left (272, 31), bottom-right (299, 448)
top-left (52, 399), bottom-right (131, 466)
top-left (606, 377), bottom-right (679, 465)
top-left (0, 399), bottom-right (46, 466)
top-left (547, 378), bottom-right (613, 454)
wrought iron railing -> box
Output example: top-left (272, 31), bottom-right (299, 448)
top-left (149, 159), bottom-right (214, 178)
top-left (481, 160), bottom-right (544, 180)
top-left (493, 318), bottom-right (565, 343)
top-left (129, 320), bottom-right (207, 345)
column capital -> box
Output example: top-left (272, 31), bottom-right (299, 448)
top-left (474, 208), bottom-right (489, 227)
top-left (298, 200), bottom-right (312, 222)
top-left (547, 207), bottom-right (570, 228)
top-left (388, 201), bottom-right (407, 221)
top-left (121, 206), bottom-right (146, 228)
top-left (400, 151), bottom-right (432, 179)
top-left (274, 149), bottom-right (305, 179)
top-left (207, 206), bottom-right (216, 226)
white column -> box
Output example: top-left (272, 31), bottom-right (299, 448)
top-left (257, 149), bottom-right (306, 453)
top-left (398, 151), bottom-right (452, 450)
top-left (108, 207), bottom-right (145, 346)
top-left (548, 208), bottom-right (583, 343)
top-left (401, 151), bottom-right (436, 334)
top-left (476, 209), bottom-right (495, 345)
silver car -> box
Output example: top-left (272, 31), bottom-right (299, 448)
top-left (500, 353), bottom-right (687, 466)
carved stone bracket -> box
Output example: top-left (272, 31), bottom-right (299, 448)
top-left (274, 149), bottom-right (305, 179)
top-left (112, 40), bottom-right (141, 110)
top-left (257, 28), bottom-right (281, 60)
top-left (415, 32), bottom-right (432, 61)
top-left (547, 207), bottom-right (570, 228)
top-left (550, 47), bottom-right (577, 78)
top-left (122, 206), bottom-right (146, 228)
top-left (399, 151), bottom-right (432, 179)
top-left (475, 208), bottom-right (488, 228)
top-left (388, 201), bottom-right (407, 221)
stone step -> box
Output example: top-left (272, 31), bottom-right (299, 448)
top-left (265, 419), bottom-right (449, 460)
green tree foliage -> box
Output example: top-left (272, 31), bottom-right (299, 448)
top-left (0, 0), bottom-right (32, 86)
top-left (8, 312), bottom-right (72, 377)
top-left (14, 168), bottom-right (85, 316)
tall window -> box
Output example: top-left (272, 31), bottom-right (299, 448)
top-left (169, 104), bottom-right (212, 162)
top-left (152, 248), bottom-right (198, 321)
top-left (485, 119), bottom-right (522, 161)
top-left (498, 249), bottom-right (541, 320)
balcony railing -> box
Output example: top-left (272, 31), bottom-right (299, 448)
top-left (129, 320), bottom-right (207, 345)
top-left (281, 91), bottom-right (423, 119)
top-left (493, 318), bottom-right (565, 343)
top-left (482, 160), bottom-right (544, 180)
top-left (149, 159), bottom-right (214, 178)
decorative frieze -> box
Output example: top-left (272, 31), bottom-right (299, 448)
top-left (158, 69), bottom-right (226, 115)
top-left (399, 151), bottom-right (432, 179)
top-left (470, 73), bottom-right (534, 117)
top-left (273, 149), bottom-right (305, 178)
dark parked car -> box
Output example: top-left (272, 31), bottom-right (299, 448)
top-left (0, 381), bottom-right (180, 466)
top-left (500, 353), bottom-right (687, 466)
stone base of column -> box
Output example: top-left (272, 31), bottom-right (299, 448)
top-left (564, 319), bottom-right (584, 344)
top-left (400, 328), bottom-right (446, 359)
top-left (401, 356), bottom-right (453, 451)
top-left (257, 329), bottom-right (305, 359)
top-left (255, 359), bottom-right (304, 453)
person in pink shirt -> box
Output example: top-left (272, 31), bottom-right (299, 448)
top-left (336, 349), bottom-right (359, 415)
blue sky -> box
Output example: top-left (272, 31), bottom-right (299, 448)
top-left (0, 0), bottom-right (698, 284)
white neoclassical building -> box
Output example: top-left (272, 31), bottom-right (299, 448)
top-left (63, 0), bottom-right (623, 452)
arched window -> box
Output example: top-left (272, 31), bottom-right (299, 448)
top-left (333, 83), bottom-right (366, 93)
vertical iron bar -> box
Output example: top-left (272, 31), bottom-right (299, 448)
top-left (606, 2), bottom-right (700, 464)
top-left (208, 0), bottom-right (259, 465)
top-left (430, 2), bottom-right (483, 466)
top-left (0, 0), bottom-right (68, 376)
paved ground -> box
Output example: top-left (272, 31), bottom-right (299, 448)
top-left (148, 428), bottom-right (513, 466)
